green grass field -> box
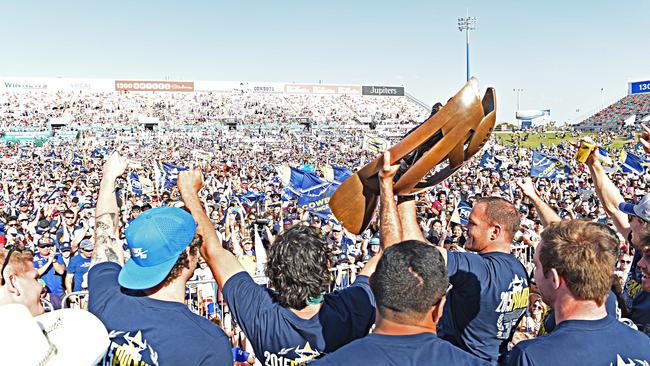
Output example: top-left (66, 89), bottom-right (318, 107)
top-left (494, 132), bottom-right (631, 149)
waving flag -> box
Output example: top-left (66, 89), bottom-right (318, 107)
top-left (531, 151), bottom-right (571, 180)
top-left (277, 166), bottom-right (329, 195)
top-left (321, 165), bottom-right (352, 185)
top-left (450, 200), bottom-right (473, 226)
top-left (154, 161), bottom-right (187, 190)
top-left (297, 184), bottom-right (337, 219)
top-left (239, 191), bottom-right (265, 208)
top-left (91, 147), bottom-right (109, 159)
top-left (128, 171), bottom-right (143, 196)
top-left (618, 150), bottom-right (645, 175)
top-left (479, 152), bottom-right (502, 170)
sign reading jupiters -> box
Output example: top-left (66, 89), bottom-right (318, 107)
top-left (362, 85), bottom-right (405, 96)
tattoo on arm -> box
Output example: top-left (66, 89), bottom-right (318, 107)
top-left (91, 212), bottom-right (125, 267)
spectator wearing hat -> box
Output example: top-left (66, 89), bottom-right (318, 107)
top-left (58, 241), bottom-right (73, 266)
top-left (87, 152), bottom-right (232, 365)
top-left (328, 223), bottom-right (354, 256)
top-left (33, 236), bottom-right (66, 309)
top-left (362, 237), bottom-right (382, 262)
top-left (65, 239), bottom-right (93, 295)
top-left (236, 236), bottom-right (257, 276)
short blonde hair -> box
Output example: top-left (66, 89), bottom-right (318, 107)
top-left (1, 248), bottom-right (34, 279)
top-left (539, 220), bottom-right (617, 306)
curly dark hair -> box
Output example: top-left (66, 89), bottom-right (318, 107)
top-left (160, 234), bottom-right (203, 286)
top-left (265, 225), bottom-right (330, 309)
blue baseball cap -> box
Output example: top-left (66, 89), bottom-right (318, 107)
top-left (119, 206), bottom-right (197, 290)
top-left (619, 194), bottom-right (650, 222)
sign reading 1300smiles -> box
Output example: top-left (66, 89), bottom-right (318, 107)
top-left (629, 80), bottom-right (650, 95)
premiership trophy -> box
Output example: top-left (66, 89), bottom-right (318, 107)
top-left (329, 77), bottom-right (496, 234)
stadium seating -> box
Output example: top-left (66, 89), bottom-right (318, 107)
top-left (577, 93), bottom-right (650, 131)
top-left (0, 90), bottom-right (429, 129)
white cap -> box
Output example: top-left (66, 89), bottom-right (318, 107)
top-left (0, 304), bottom-right (110, 365)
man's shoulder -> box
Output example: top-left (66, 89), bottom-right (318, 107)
top-left (178, 309), bottom-right (231, 343)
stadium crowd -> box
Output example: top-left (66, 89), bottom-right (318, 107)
top-left (0, 90), bottom-right (428, 128)
top-left (1, 95), bottom-right (650, 365)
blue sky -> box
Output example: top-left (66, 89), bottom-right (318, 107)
top-left (1, 0), bottom-right (648, 123)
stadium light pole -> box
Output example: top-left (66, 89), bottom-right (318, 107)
top-left (513, 88), bottom-right (524, 111)
top-left (600, 88), bottom-right (604, 110)
top-left (458, 14), bottom-right (477, 82)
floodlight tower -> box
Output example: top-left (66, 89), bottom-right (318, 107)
top-left (458, 14), bottom-right (477, 82)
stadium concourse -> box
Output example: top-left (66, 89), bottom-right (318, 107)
top-left (1, 77), bottom-right (650, 365)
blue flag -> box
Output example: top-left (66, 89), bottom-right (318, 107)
top-left (619, 150), bottom-right (645, 175)
top-left (479, 152), bottom-right (502, 170)
top-left (450, 200), bottom-right (473, 226)
top-left (155, 161), bottom-right (187, 190)
top-left (91, 147), bottom-right (109, 158)
top-left (531, 151), bottom-right (571, 180)
top-left (239, 191), bottom-right (265, 208)
top-left (128, 171), bottom-right (143, 196)
top-left (322, 165), bottom-right (353, 184)
top-left (298, 184), bottom-right (338, 219)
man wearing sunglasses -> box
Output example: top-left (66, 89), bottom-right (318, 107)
top-left (32, 236), bottom-right (66, 309)
top-left (0, 246), bottom-right (44, 316)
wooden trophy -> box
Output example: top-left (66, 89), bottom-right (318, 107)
top-left (329, 77), bottom-right (496, 234)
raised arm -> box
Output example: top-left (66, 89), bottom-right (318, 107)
top-left (396, 196), bottom-right (427, 242)
top-left (378, 150), bottom-right (402, 248)
top-left (516, 178), bottom-right (561, 227)
top-left (178, 169), bottom-right (245, 289)
top-left (585, 150), bottom-right (630, 239)
top-left (91, 152), bottom-right (128, 267)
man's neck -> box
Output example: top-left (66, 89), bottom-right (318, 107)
top-left (144, 279), bottom-right (187, 304)
top-left (373, 316), bottom-right (436, 336)
top-left (290, 303), bottom-right (322, 320)
top-left (554, 296), bottom-right (608, 325)
top-left (479, 242), bottom-right (511, 255)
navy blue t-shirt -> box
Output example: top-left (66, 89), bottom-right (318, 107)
top-left (222, 271), bottom-right (375, 365)
top-left (438, 251), bottom-right (530, 364)
top-left (88, 262), bottom-right (232, 366)
top-left (67, 254), bottom-right (91, 292)
top-left (623, 247), bottom-right (650, 337)
top-left (507, 316), bottom-right (650, 366)
top-left (541, 289), bottom-right (619, 335)
top-left (33, 252), bottom-right (66, 296)
top-left (312, 332), bottom-right (490, 366)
